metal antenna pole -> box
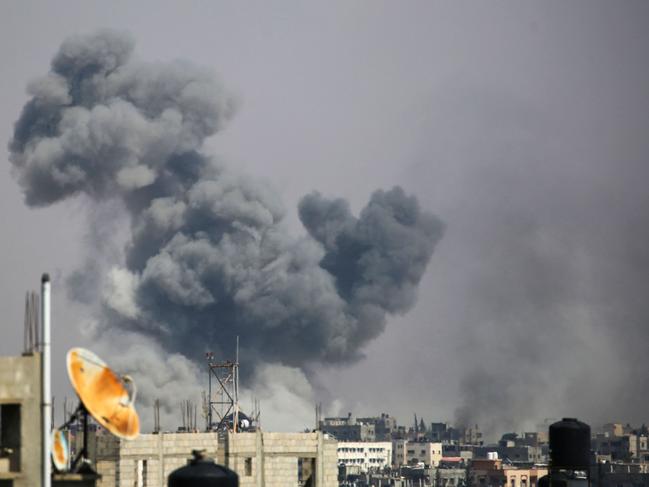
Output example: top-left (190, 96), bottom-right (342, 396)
top-left (206, 353), bottom-right (213, 430)
top-left (234, 336), bottom-right (239, 433)
top-left (41, 274), bottom-right (52, 487)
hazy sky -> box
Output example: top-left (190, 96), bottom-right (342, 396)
top-left (1, 1), bottom-right (648, 437)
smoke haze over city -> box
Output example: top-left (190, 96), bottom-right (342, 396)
top-left (1, 1), bottom-right (648, 437)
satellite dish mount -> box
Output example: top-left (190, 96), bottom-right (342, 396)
top-left (56, 348), bottom-right (140, 474)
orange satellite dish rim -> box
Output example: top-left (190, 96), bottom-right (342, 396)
top-left (51, 428), bottom-right (69, 471)
top-left (66, 347), bottom-right (140, 440)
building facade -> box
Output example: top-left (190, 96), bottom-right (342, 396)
top-left (336, 442), bottom-right (392, 473)
top-left (319, 413), bottom-right (376, 442)
top-left (95, 430), bottom-right (338, 487)
top-left (393, 440), bottom-right (443, 467)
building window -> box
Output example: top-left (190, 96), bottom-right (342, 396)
top-left (298, 458), bottom-right (315, 486)
top-left (0, 404), bottom-right (21, 473)
top-left (136, 459), bottom-right (147, 487)
top-left (245, 457), bottom-right (252, 476)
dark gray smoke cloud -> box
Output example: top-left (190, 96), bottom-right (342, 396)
top-left (9, 30), bottom-right (443, 410)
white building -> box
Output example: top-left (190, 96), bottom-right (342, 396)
top-left (337, 442), bottom-right (392, 472)
top-left (393, 440), bottom-right (443, 467)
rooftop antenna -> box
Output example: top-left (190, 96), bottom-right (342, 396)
top-left (205, 336), bottom-right (240, 432)
top-left (41, 274), bottom-right (52, 487)
top-left (153, 399), bottom-right (160, 434)
top-left (234, 336), bottom-right (239, 433)
top-left (23, 290), bottom-right (39, 354)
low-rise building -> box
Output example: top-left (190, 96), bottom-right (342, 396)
top-left (435, 466), bottom-right (467, 487)
top-left (470, 458), bottom-right (548, 487)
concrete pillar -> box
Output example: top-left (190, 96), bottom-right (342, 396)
top-left (255, 430), bottom-right (264, 487)
top-left (316, 431), bottom-right (324, 487)
top-left (158, 433), bottom-right (164, 486)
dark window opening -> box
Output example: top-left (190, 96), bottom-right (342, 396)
top-left (0, 404), bottom-right (20, 472)
top-left (298, 457), bottom-right (316, 487)
top-left (245, 457), bottom-right (252, 476)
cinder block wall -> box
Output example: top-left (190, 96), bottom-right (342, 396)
top-left (226, 431), bottom-right (338, 487)
top-left (96, 432), bottom-right (218, 487)
top-left (96, 430), bottom-right (338, 487)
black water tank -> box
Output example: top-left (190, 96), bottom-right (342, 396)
top-left (168, 450), bottom-right (239, 487)
top-left (549, 418), bottom-right (590, 469)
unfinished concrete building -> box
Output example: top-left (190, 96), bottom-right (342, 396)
top-left (95, 430), bottom-right (338, 487)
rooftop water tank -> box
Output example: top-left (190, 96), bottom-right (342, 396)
top-left (168, 450), bottom-right (238, 487)
top-left (549, 417), bottom-right (590, 469)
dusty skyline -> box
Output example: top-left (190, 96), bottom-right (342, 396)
top-left (1, 1), bottom-right (648, 436)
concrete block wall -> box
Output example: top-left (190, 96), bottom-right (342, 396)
top-left (264, 456), bottom-right (298, 486)
top-left (96, 432), bottom-right (219, 487)
top-left (225, 431), bottom-right (338, 487)
top-left (321, 439), bottom-right (339, 486)
top-left (96, 430), bottom-right (338, 486)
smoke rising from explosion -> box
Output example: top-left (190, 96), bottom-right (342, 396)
top-left (9, 30), bottom-right (443, 429)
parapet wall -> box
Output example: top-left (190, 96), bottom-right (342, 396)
top-left (96, 432), bottom-right (218, 487)
top-left (96, 430), bottom-right (338, 487)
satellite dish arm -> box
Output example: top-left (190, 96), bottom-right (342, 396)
top-left (121, 375), bottom-right (137, 406)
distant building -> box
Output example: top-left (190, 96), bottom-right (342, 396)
top-left (336, 441), bottom-right (392, 473)
top-left (393, 440), bottom-right (443, 467)
top-left (428, 423), bottom-right (483, 446)
top-left (474, 445), bottom-right (545, 463)
top-left (592, 461), bottom-right (649, 486)
top-left (436, 466), bottom-right (467, 487)
top-left (320, 413), bottom-right (375, 441)
top-left (442, 444), bottom-right (475, 461)
top-left (356, 413), bottom-right (398, 441)
top-left (602, 423), bottom-right (626, 438)
top-left (470, 458), bottom-right (547, 487)
top-left (592, 434), bottom-right (634, 462)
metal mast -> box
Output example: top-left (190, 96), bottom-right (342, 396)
top-left (205, 337), bottom-right (240, 432)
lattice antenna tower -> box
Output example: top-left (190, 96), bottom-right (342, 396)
top-left (205, 337), bottom-right (240, 432)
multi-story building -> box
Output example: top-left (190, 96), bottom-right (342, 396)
top-left (356, 413), bottom-right (398, 441)
top-left (592, 434), bottom-right (634, 462)
top-left (393, 440), bottom-right (443, 467)
top-left (320, 413), bottom-right (376, 442)
top-left (442, 443), bottom-right (475, 461)
top-left (336, 441), bottom-right (392, 473)
top-left (428, 423), bottom-right (483, 446)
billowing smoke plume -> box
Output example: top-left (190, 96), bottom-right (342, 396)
top-left (9, 30), bottom-right (443, 428)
